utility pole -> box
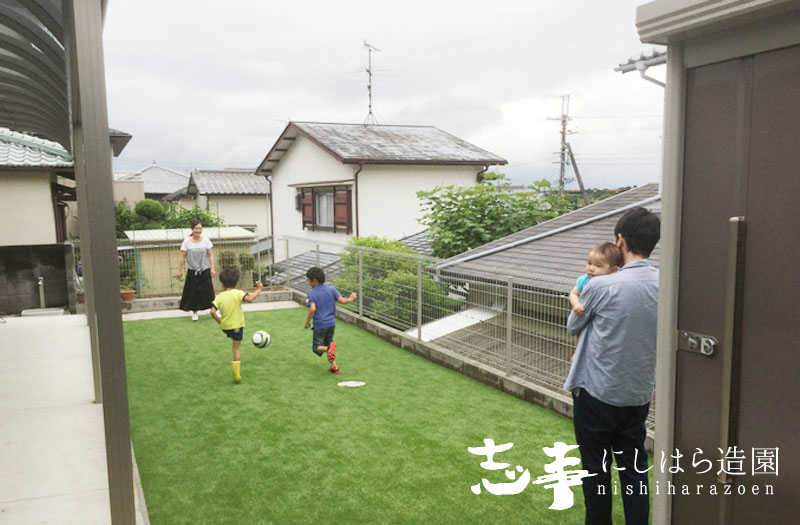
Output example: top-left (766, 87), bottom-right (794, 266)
top-left (567, 143), bottom-right (590, 206)
top-left (364, 40), bottom-right (380, 125)
top-left (548, 95), bottom-right (590, 206)
top-left (547, 95), bottom-right (571, 196)
top-left (558, 95), bottom-right (569, 193)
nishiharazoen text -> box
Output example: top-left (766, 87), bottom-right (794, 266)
top-left (600, 480), bottom-right (774, 496)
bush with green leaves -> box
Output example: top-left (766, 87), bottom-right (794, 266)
top-left (162, 203), bottom-right (225, 229)
top-left (333, 236), bottom-right (462, 331)
top-left (416, 173), bottom-right (572, 258)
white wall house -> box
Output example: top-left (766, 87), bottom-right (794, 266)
top-left (256, 122), bottom-right (507, 260)
top-left (113, 162), bottom-right (189, 201)
top-left (0, 128), bottom-right (75, 245)
top-left (165, 169), bottom-right (271, 239)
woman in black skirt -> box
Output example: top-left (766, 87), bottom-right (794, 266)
top-left (177, 218), bottom-right (216, 321)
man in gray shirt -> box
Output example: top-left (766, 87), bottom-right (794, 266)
top-left (564, 206), bottom-right (660, 525)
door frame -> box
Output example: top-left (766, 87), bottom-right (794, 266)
top-left (642, 6), bottom-right (800, 525)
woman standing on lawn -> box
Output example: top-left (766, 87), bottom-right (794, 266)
top-left (178, 218), bottom-right (216, 321)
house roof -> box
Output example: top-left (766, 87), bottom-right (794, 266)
top-left (400, 230), bottom-right (434, 256)
top-left (435, 183), bottom-right (661, 292)
top-left (108, 128), bottom-right (133, 157)
top-left (115, 162), bottom-right (189, 196)
top-left (265, 250), bottom-right (343, 288)
top-left (0, 127), bottom-right (73, 168)
top-left (190, 169), bottom-right (269, 195)
top-left (123, 226), bottom-right (256, 243)
top-left (256, 121), bottom-right (507, 174)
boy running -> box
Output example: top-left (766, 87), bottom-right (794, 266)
top-left (303, 267), bottom-right (356, 375)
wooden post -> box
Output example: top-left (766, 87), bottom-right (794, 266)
top-left (66, 0), bottom-right (135, 521)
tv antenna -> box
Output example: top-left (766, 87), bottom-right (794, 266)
top-left (363, 40), bottom-right (380, 124)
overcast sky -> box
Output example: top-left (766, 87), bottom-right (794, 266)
top-left (103, 0), bottom-right (665, 190)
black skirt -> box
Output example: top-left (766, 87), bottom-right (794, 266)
top-left (179, 269), bottom-right (215, 311)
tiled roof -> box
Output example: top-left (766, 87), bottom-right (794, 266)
top-left (117, 162), bottom-right (189, 196)
top-left (123, 226), bottom-right (256, 242)
top-left (437, 183), bottom-right (661, 292)
top-left (265, 251), bottom-right (343, 288)
top-left (191, 170), bottom-right (269, 195)
top-left (257, 122), bottom-right (506, 174)
top-left (400, 230), bottom-right (434, 256)
top-left (0, 127), bottom-right (73, 168)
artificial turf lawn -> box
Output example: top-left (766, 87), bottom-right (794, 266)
top-left (124, 306), bottom-right (648, 524)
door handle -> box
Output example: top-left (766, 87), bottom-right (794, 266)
top-left (718, 217), bottom-right (746, 485)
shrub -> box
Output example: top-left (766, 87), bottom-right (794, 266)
top-left (333, 236), bottom-right (462, 331)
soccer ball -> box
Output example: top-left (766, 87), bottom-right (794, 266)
top-left (252, 330), bottom-right (271, 348)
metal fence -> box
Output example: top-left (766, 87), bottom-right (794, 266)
top-left (270, 236), bottom-right (656, 429)
top-left (72, 233), bottom-right (655, 428)
top-left (71, 237), bottom-right (275, 298)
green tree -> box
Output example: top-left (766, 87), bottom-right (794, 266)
top-left (114, 201), bottom-right (138, 237)
top-left (332, 236), bottom-right (462, 331)
top-left (416, 173), bottom-right (571, 258)
top-left (134, 199), bottom-right (167, 223)
top-left (114, 200), bottom-right (226, 238)
top-left (163, 203), bottom-right (225, 229)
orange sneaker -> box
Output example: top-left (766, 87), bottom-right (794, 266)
top-left (327, 341), bottom-right (337, 363)
top-left (328, 365), bottom-right (340, 374)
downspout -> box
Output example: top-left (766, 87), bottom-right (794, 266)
top-left (354, 162), bottom-right (364, 237)
top-left (476, 164), bottom-right (490, 183)
top-left (267, 175), bottom-right (275, 259)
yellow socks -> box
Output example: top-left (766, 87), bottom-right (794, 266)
top-left (232, 361), bottom-right (241, 383)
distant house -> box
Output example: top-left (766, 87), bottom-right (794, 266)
top-left (114, 161), bottom-right (189, 201)
top-left (255, 122), bottom-right (506, 260)
top-left (164, 169), bottom-right (271, 239)
top-left (0, 126), bottom-right (131, 245)
top-left (0, 127), bottom-right (74, 246)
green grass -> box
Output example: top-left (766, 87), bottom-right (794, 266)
top-left (125, 307), bottom-right (647, 524)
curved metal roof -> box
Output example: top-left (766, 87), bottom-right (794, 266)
top-left (0, 0), bottom-right (69, 149)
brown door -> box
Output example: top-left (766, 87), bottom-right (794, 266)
top-left (674, 45), bottom-right (800, 522)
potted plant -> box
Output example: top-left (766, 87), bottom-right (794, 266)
top-left (118, 253), bottom-right (139, 301)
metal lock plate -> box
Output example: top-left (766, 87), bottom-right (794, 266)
top-left (678, 331), bottom-right (718, 356)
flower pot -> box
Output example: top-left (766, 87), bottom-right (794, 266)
top-left (120, 289), bottom-right (136, 301)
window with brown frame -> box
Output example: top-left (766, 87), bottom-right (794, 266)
top-left (299, 186), bottom-right (352, 233)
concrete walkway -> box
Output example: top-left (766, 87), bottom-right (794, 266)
top-left (0, 314), bottom-right (146, 524)
top-left (0, 299), bottom-right (301, 523)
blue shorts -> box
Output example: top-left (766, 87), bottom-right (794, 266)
top-left (222, 327), bottom-right (244, 341)
top-left (312, 326), bottom-right (335, 354)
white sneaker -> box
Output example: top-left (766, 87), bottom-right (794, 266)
top-left (191, 313), bottom-right (199, 321)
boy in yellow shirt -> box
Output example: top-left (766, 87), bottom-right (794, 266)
top-left (211, 268), bottom-right (263, 383)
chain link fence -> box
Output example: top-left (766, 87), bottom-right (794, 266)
top-left (71, 233), bottom-right (655, 428)
top-left (71, 236), bottom-right (275, 298)
top-left (269, 236), bottom-right (655, 429)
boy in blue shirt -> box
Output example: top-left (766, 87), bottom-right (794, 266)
top-left (303, 266), bottom-right (357, 375)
